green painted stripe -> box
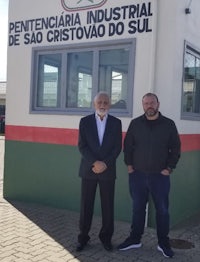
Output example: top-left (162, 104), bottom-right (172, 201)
top-left (3, 140), bottom-right (200, 226)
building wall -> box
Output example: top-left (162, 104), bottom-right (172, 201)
top-left (0, 81), bottom-right (6, 106)
top-left (3, 138), bottom-right (200, 226)
top-left (6, 0), bottom-right (156, 129)
top-left (4, 0), bottom-right (200, 227)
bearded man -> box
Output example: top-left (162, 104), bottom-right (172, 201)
top-left (118, 93), bottom-right (181, 258)
top-left (76, 92), bottom-right (122, 252)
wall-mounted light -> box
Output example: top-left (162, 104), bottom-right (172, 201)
top-left (185, 0), bottom-right (192, 14)
top-left (185, 8), bottom-right (191, 14)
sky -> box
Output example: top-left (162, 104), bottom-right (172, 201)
top-left (0, 0), bottom-right (9, 81)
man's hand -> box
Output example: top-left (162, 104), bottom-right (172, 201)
top-left (161, 169), bottom-right (170, 176)
top-left (127, 165), bottom-right (134, 173)
top-left (92, 161), bottom-right (107, 174)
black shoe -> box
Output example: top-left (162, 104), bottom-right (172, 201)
top-left (157, 244), bottom-right (174, 258)
top-left (117, 236), bottom-right (142, 251)
top-left (76, 242), bottom-right (87, 252)
top-left (102, 242), bottom-right (113, 251)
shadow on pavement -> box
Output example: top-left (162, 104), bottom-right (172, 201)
top-left (8, 200), bottom-right (82, 254)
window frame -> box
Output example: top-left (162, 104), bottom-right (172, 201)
top-left (181, 41), bottom-right (200, 121)
top-left (30, 39), bottom-right (136, 117)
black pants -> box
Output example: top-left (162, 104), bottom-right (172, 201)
top-left (78, 178), bottom-right (115, 244)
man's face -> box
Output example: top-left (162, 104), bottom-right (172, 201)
top-left (94, 94), bottom-right (110, 116)
top-left (142, 95), bottom-right (159, 117)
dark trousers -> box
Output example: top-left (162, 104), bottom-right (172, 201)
top-left (129, 170), bottom-right (170, 246)
top-left (78, 178), bottom-right (115, 244)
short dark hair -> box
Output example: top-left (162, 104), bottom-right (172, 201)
top-left (142, 93), bottom-right (159, 103)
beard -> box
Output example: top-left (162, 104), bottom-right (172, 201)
top-left (96, 108), bottom-right (108, 116)
top-left (145, 108), bottom-right (158, 117)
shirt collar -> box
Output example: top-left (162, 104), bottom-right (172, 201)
top-left (95, 112), bottom-right (108, 121)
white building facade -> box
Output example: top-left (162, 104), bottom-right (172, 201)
top-left (4, 0), bottom-right (200, 226)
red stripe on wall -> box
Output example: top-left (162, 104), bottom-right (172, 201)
top-left (180, 134), bottom-right (200, 152)
top-left (5, 125), bottom-right (200, 152)
top-left (5, 125), bottom-right (79, 146)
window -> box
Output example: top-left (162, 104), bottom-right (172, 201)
top-left (182, 42), bottom-right (200, 120)
top-left (37, 54), bottom-right (61, 108)
top-left (66, 51), bottom-right (93, 108)
top-left (31, 39), bottom-right (136, 116)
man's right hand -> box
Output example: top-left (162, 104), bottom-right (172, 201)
top-left (127, 165), bottom-right (134, 173)
top-left (92, 161), bottom-right (107, 174)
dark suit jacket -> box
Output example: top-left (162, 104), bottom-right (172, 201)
top-left (78, 113), bottom-right (122, 180)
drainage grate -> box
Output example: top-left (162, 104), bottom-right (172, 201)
top-left (170, 239), bottom-right (195, 249)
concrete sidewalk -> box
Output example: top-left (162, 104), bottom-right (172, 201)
top-left (0, 135), bottom-right (200, 261)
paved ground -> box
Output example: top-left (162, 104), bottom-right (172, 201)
top-left (0, 135), bottom-right (200, 261)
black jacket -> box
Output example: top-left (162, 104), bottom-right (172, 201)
top-left (78, 114), bottom-right (122, 180)
top-left (124, 113), bottom-right (181, 174)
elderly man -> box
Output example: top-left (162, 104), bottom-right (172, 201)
top-left (77, 92), bottom-right (122, 252)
